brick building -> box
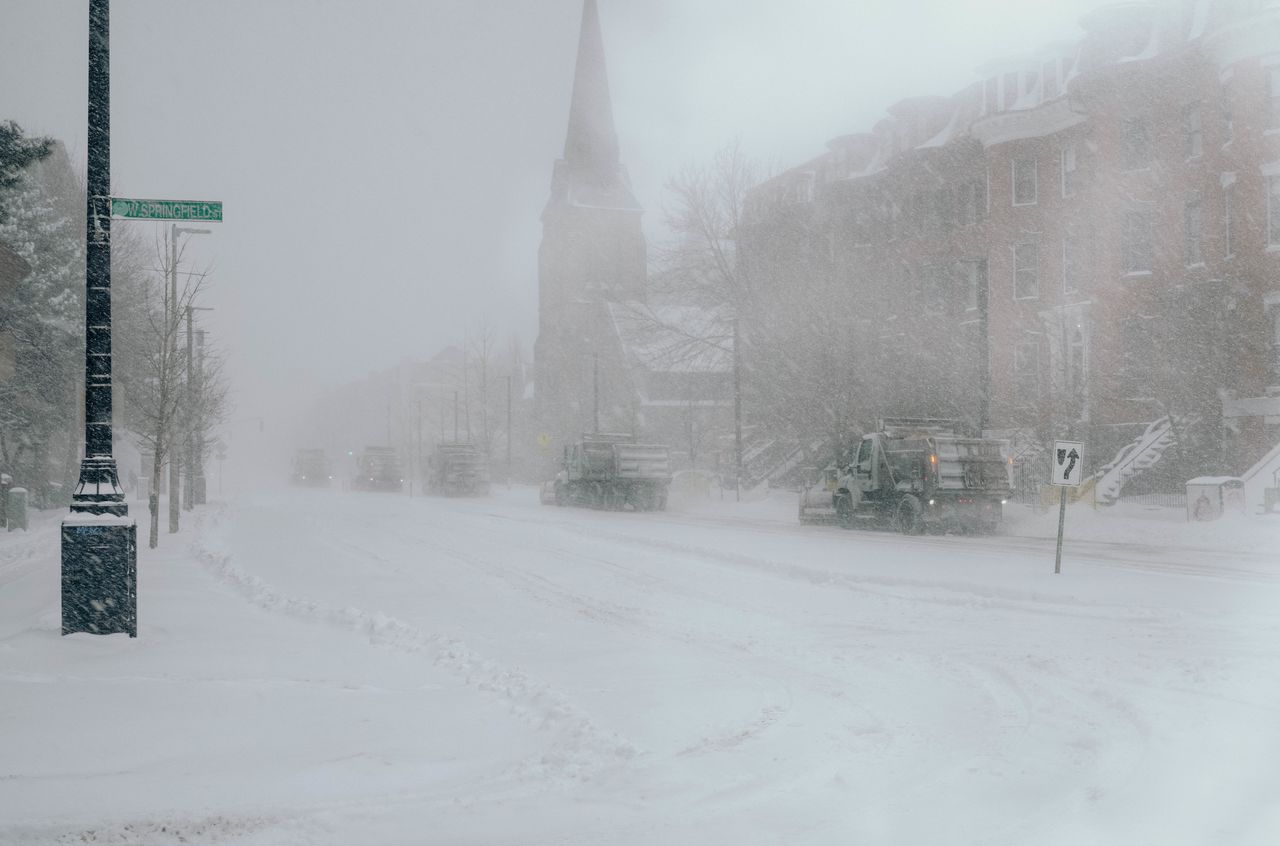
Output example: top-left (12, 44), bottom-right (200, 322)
top-left (741, 0), bottom-right (1280, 485)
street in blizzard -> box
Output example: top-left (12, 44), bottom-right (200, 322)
top-left (2, 1), bottom-right (1280, 844)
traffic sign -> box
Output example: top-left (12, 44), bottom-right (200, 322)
top-left (111, 197), bottom-right (223, 222)
top-left (1051, 440), bottom-right (1084, 487)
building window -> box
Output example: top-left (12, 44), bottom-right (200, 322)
top-left (1061, 144), bottom-right (1077, 197)
top-left (1063, 233), bottom-right (1084, 294)
top-left (958, 181), bottom-right (979, 227)
top-left (961, 259), bottom-right (985, 311)
top-left (1014, 339), bottom-right (1041, 402)
top-left (1270, 304), bottom-right (1280, 380)
top-left (1270, 66), bottom-right (1280, 129)
top-left (1185, 191), bottom-right (1204, 265)
top-left (1183, 104), bottom-right (1203, 159)
top-left (1123, 211), bottom-right (1153, 273)
top-left (1123, 117), bottom-right (1152, 170)
top-left (1225, 181), bottom-right (1236, 257)
top-left (922, 265), bottom-right (948, 313)
top-left (1013, 157), bottom-right (1037, 206)
top-left (1068, 326), bottom-right (1086, 397)
top-left (851, 208), bottom-right (872, 247)
top-left (1120, 316), bottom-right (1155, 396)
top-left (1014, 242), bottom-right (1039, 299)
top-left (1270, 175), bottom-right (1280, 247)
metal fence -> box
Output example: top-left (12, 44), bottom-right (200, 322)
top-left (1117, 491), bottom-right (1186, 509)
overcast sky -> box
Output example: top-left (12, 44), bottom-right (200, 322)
top-left (0, 0), bottom-right (1102, 439)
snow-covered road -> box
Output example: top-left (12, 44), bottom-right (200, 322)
top-left (3, 487), bottom-right (1280, 844)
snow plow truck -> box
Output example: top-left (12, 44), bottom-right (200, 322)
top-left (352, 446), bottom-right (404, 493)
top-left (543, 433), bottom-right (671, 511)
top-left (426, 442), bottom-right (490, 496)
top-left (799, 419), bottom-right (1013, 534)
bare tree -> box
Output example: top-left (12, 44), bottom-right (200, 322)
top-left (117, 230), bottom-right (211, 548)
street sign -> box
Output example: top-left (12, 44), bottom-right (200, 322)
top-left (1051, 440), bottom-right (1084, 487)
top-left (111, 197), bottom-right (223, 222)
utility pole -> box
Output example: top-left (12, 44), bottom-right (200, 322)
top-left (593, 352), bottom-right (600, 434)
top-left (454, 391), bottom-right (459, 442)
top-left (63, 0), bottom-right (136, 637)
top-left (168, 224), bottom-right (180, 533)
top-left (734, 317), bottom-right (743, 502)
top-left (463, 350), bottom-right (471, 440)
top-left (506, 374), bottom-right (512, 484)
top-left (977, 259), bottom-right (990, 434)
top-left (193, 329), bottom-right (207, 504)
top-left (183, 304), bottom-right (194, 511)
top-left (166, 226), bottom-right (208, 525)
top-left (416, 399), bottom-right (423, 483)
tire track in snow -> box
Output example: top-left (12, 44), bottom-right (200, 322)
top-left (189, 506), bottom-right (638, 784)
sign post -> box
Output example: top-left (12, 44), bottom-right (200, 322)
top-left (1051, 440), bottom-right (1084, 575)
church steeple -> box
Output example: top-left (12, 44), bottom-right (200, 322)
top-left (563, 0), bottom-right (620, 173)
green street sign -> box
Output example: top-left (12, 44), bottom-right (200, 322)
top-left (111, 197), bottom-right (223, 222)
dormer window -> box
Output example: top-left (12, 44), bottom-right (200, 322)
top-left (1043, 60), bottom-right (1060, 100)
top-left (1002, 73), bottom-right (1018, 110)
top-left (984, 78), bottom-right (998, 115)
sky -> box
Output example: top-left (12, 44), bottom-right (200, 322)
top-left (0, 0), bottom-right (1103, 443)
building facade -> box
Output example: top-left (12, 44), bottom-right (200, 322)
top-left (741, 0), bottom-right (1280, 483)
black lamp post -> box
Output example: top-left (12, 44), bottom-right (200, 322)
top-left (62, 0), bottom-right (137, 638)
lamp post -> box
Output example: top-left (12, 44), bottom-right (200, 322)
top-left (62, 0), bottom-right (135, 637)
top-left (168, 225), bottom-right (208, 530)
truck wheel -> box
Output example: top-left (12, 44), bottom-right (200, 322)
top-left (895, 496), bottom-right (922, 535)
top-left (554, 482), bottom-right (566, 507)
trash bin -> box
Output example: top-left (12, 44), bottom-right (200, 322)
top-left (6, 486), bottom-right (27, 531)
top-left (1185, 476), bottom-right (1245, 521)
top-left (1265, 487), bottom-right (1280, 514)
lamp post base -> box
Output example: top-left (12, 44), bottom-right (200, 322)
top-left (61, 513), bottom-right (136, 637)
top-left (63, 455), bottom-right (136, 637)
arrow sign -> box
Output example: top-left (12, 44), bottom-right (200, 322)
top-left (1061, 448), bottom-right (1079, 480)
top-left (1051, 440), bottom-right (1084, 487)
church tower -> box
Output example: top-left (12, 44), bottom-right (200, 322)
top-left (534, 0), bottom-right (646, 448)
